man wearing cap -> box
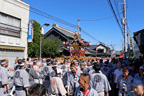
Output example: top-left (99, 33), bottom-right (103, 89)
top-left (13, 59), bottom-right (30, 96)
top-left (0, 59), bottom-right (9, 96)
top-left (117, 68), bottom-right (133, 96)
top-left (51, 68), bottom-right (67, 96)
top-left (80, 62), bottom-right (89, 74)
top-left (66, 63), bottom-right (82, 96)
top-left (75, 73), bottom-right (98, 96)
top-left (128, 79), bottom-right (144, 96)
top-left (90, 63), bottom-right (111, 96)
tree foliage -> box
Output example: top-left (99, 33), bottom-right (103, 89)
top-left (28, 20), bottom-right (62, 58)
top-left (41, 37), bottom-right (62, 58)
top-left (28, 20), bottom-right (41, 58)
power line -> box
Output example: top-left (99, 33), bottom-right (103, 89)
top-left (5, 0), bottom-right (101, 43)
top-left (31, 7), bottom-right (78, 29)
top-left (31, 8), bottom-right (101, 42)
top-left (107, 0), bottom-right (124, 37)
top-left (80, 16), bottom-right (114, 21)
top-left (80, 13), bottom-right (122, 22)
top-left (114, 0), bottom-right (121, 20)
top-left (81, 29), bottom-right (100, 42)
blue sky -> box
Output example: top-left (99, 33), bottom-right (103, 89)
top-left (23, 0), bottom-right (144, 51)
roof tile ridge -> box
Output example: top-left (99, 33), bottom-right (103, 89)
top-left (57, 26), bottom-right (75, 34)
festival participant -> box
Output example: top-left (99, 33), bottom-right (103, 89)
top-left (99, 59), bottom-right (104, 68)
top-left (128, 79), bottom-right (144, 96)
top-left (42, 60), bottom-right (56, 96)
top-left (66, 63), bottom-right (82, 96)
top-left (101, 62), bottom-right (111, 78)
top-left (86, 62), bottom-right (92, 72)
top-left (90, 63), bottom-right (111, 96)
top-left (75, 73), bottom-right (98, 96)
top-left (38, 62), bottom-right (43, 84)
top-left (129, 66), bottom-right (137, 77)
top-left (117, 68), bottom-right (133, 96)
top-left (0, 59), bottom-right (9, 96)
top-left (51, 68), bottom-right (67, 96)
top-left (113, 62), bottom-right (123, 96)
top-left (80, 62), bottom-right (89, 74)
top-left (26, 61), bottom-right (39, 86)
top-left (13, 59), bottom-right (30, 96)
top-left (134, 66), bottom-right (144, 84)
top-left (28, 84), bottom-right (46, 96)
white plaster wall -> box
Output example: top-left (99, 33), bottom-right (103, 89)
top-left (96, 45), bottom-right (106, 53)
top-left (0, 0), bottom-right (29, 58)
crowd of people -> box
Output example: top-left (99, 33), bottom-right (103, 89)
top-left (0, 57), bottom-right (144, 96)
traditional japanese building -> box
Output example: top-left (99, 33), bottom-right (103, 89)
top-left (44, 23), bottom-right (90, 56)
top-left (88, 42), bottom-right (111, 57)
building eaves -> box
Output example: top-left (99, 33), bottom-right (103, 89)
top-left (52, 23), bottom-right (75, 39)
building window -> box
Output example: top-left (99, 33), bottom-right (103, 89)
top-left (0, 12), bottom-right (21, 38)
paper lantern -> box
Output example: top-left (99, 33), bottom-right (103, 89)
top-left (88, 42), bottom-right (91, 46)
top-left (63, 41), bottom-right (66, 45)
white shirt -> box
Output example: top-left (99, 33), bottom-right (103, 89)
top-left (51, 77), bottom-right (67, 95)
top-left (114, 68), bottom-right (123, 83)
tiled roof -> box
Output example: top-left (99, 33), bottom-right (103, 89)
top-left (51, 23), bottom-right (75, 38)
top-left (44, 23), bottom-right (87, 42)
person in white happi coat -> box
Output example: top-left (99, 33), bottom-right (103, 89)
top-left (0, 59), bottom-right (9, 96)
top-left (90, 63), bottom-right (111, 96)
top-left (117, 68), bottom-right (133, 96)
top-left (13, 59), bottom-right (30, 96)
top-left (66, 63), bottom-right (82, 96)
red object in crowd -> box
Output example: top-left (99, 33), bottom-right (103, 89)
top-left (79, 48), bottom-right (85, 55)
top-left (63, 41), bottom-right (66, 45)
top-left (119, 54), bottom-right (123, 58)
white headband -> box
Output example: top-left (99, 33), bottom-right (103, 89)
top-left (1, 61), bottom-right (6, 65)
top-left (20, 63), bottom-right (25, 66)
top-left (29, 62), bottom-right (33, 65)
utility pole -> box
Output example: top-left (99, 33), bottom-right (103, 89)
top-left (127, 32), bottom-right (130, 58)
top-left (122, 0), bottom-right (127, 59)
top-left (122, 40), bottom-right (124, 51)
top-left (78, 18), bottom-right (80, 34)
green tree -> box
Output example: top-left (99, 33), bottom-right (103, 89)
top-left (41, 37), bottom-right (62, 58)
top-left (28, 20), bottom-right (41, 58)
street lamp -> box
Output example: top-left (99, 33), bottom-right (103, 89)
top-left (40, 23), bottom-right (50, 59)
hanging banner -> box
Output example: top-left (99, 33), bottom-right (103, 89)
top-left (28, 20), bottom-right (34, 42)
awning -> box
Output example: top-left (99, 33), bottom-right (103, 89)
top-left (0, 45), bottom-right (25, 50)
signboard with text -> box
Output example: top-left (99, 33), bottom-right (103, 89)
top-left (28, 20), bottom-right (34, 42)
